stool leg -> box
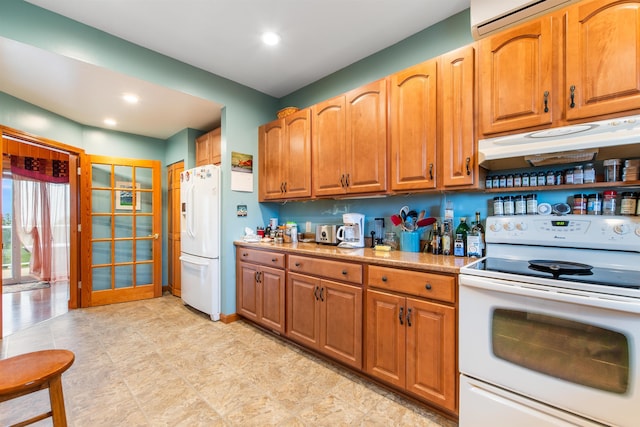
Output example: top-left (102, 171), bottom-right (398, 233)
top-left (48, 375), bottom-right (68, 427)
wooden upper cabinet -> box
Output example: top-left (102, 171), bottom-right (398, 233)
top-left (479, 17), bottom-right (554, 135)
top-left (195, 127), bottom-right (221, 166)
top-left (312, 96), bottom-right (347, 196)
top-left (441, 45), bottom-right (476, 188)
top-left (258, 109), bottom-right (311, 201)
top-left (565, 0), bottom-right (640, 120)
top-left (390, 59), bottom-right (438, 191)
top-left (344, 79), bottom-right (388, 194)
top-left (313, 79), bottom-right (387, 197)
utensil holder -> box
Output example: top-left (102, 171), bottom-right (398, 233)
top-left (400, 231), bottom-right (420, 252)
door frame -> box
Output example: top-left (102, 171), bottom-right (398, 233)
top-left (1, 125), bottom-right (84, 337)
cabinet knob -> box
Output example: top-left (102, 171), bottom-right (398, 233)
top-left (399, 306), bottom-right (404, 325)
top-left (242, 253), bottom-right (248, 257)
top-left (425, 283), bottom-right (432, 290)
top-left (381, 276), bottom-right (387, 282)
top-left (295, 262), bottom-right (301, 267)
top-left (465, 157), bottom-right (471, 176)
top-left (429, 163), bottom-right (434, 180)
top-left (406, 308), bottom-right (412, 327)
top-left (342, 270), bottom-right (347, 275)
top-left (272, 258), bottom-right (277, 262)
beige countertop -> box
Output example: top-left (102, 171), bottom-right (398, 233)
top-left (234, 240), bottom-right (476, 274)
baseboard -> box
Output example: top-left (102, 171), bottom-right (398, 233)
top-left (220, 312), bottom-right (239, 323)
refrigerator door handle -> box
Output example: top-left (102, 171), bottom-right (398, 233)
top-left (187, 185), bottom-right (196, 238)
top-left (179, 256), bottom-right (209, 267)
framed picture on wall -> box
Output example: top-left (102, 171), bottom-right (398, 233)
top-left (116, 181), bottom-right (141, 211)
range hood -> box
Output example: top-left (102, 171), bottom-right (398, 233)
top-left (479, 115), bottom-right (640, 170)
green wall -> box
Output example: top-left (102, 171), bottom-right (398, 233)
top-left (1, 0), bottom-right (278, 315)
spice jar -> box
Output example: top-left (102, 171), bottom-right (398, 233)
top-left (522, 173), bottom-right (530, 187)
top-left (492, 176), bottom-right (500, 189)
top-left (584, 163), bottom-right (596, 184)
top-left (587, 193), bottom-right (602, 215)
top-left (485, 176), bottom-right (493, 189)
top-left (573, 193), bottom-right (587, 214)
top-left (506, 174), bottom-right (514, 188)
top-left (603, 190), bottom-right (617, 215)
top-left (526, 194), bottom-right (538, 215)
top-left (573, 165), bottom-right (584, 184)
top-left (620, 192), bottom-right (638, 215)
top-left (603, 159), bottom-right (622, 182)
top-left (530, 173), bottom-right (538, 187)
top-left (515, 195), bottom-right (527, 215)
top-left (564, 168), bottom-right (574, 185)
top-left (503, 196), bottom-right (515, 215)
top-left (499, 175), bottom-right (507, 188)
top-left (546, 170), bottom-right (555, 186)
top-left (493, 197), bottom-right (504, 216)
top-left (383, 232), bottom-right (399, 250)
top-left (538, 171), bottom-right (546, 186)
top-left (514, 173), bottom-right (522, 187)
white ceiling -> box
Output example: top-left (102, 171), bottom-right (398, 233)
top-left (2, 0), bottom-right (470, 139)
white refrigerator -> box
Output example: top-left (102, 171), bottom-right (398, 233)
top-left (180, 164), bottom-right (221, 320)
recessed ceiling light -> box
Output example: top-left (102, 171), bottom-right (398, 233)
top-left (104, 118), bottom-right (117, 126)
top-left (262, 32), bottom-right (281, 46)
top-left (122, 93), bottom-right (139, 104)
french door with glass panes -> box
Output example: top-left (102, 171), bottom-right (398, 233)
top-left (83, 156), bottom-right (161, 307)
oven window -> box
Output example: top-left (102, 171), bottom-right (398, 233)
top-left (492, 309), bottom-right (629, 394)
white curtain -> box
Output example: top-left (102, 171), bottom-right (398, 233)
top-left (12, 175), bottom-right (70, 282)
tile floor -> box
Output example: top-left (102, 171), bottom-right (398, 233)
top-left (0, 294), bottom-right (458, 426)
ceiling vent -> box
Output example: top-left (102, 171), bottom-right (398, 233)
top-left (470, 0), bottom-right (579, 40)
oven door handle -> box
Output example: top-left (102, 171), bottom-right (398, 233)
top-left (460, 274), bottom-right (640, 314)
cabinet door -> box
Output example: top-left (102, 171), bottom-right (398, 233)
top-left (319, 280), bottom-right (363, 369)
top-left (312, 96), bottom-right (347, 196)
top-left (286, 272), bottom-right (321, 348)
top-left (283, 109), bottom-right (312, 198)
top-left (566, 0), bottom-right (640, 120)
top-left (209, 127), bottom-right (221, 165)
top-left (365, 289), bottom-right (406, 388)
top-left (259, 265), bottom-right (286, 334)
top-left (441, 45), bottom-right (476, 188)
top-left (258, 119), bottom-right (286, 201)
top-left (344, 79), bottom-right (388, 194)
top-left (195, 133), bottom-right (211, 167)
top-left (237, 261), bottom-right (259, 322)
top-left (390, 59), bottom-right (438, 191)
top-left (479, 17), bottom-right (554, 134)
top-left (405, 297), bottom-right (457, 412)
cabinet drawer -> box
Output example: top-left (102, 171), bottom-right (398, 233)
top-left (289, 255), bottom-right (363, 285)
top-left (237, 248), bottom-right (285, 269)
top-left (368, 265), bottom-right (455, 303)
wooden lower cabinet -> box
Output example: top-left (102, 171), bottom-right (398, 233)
top-left (366, 266), bottom-right (457, 414)
top-left (236, 248), bottom-right (286, 334)
top-left (287, 272), bottom-right (363, 370)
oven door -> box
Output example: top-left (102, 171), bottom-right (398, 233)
top-left (459, 274), bottom-right (640, 427)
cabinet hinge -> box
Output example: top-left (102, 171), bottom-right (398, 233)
top-left (77, 224), bottom-right (81, 232)
top-left (77, 167), bottom-right (81, 175)
top-left (78, 281), bottom-right (81, 289)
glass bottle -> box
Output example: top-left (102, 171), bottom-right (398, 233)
top-left (455, 217), bottom-right (471, 255)
top-left (454, 234), bottom-right (465, 257)
top-left (442, 221), bottom-right (452, 256)
top-left (430, 222), bottom-right (441, 255)
top-left (473, 211), bottom-right (485, 256)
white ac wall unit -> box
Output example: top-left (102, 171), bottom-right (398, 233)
top-left (470, 0), bottom-right (578, 39)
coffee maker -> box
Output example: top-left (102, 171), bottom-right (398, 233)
top-left (336, 213), bottom-right (365, 248)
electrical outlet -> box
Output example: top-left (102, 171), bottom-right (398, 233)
top-left (305, 221), bottom-right (312, 233)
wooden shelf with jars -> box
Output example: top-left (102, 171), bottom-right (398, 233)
top-left (484, 181), bottom-right (640, 193)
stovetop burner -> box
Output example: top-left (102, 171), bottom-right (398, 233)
top-left (528, 260), bottom-right (593, 279)
top-left (469, 258), bottom-right (640, 289)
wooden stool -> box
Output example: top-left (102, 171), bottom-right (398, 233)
top-left (0, 349), bottom-right (75, 427)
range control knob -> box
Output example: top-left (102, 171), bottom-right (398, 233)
top-left (635, 227), bottom-right (640, 237)
top-left (613, 224), bottom-right (630, 235)
top-left (489, 222), bottom-right (502, 232)
top-left (503, 222), bottom-right (515, 231)
top-left (516, 222), bottom-right (528, 231)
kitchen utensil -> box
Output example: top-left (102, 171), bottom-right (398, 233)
top-left (390, 214), bottom-right (402, 226)
top-left (399, 206), bottom-right (410, 221)
top-left (416, 217), bottom-right (436, 228)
